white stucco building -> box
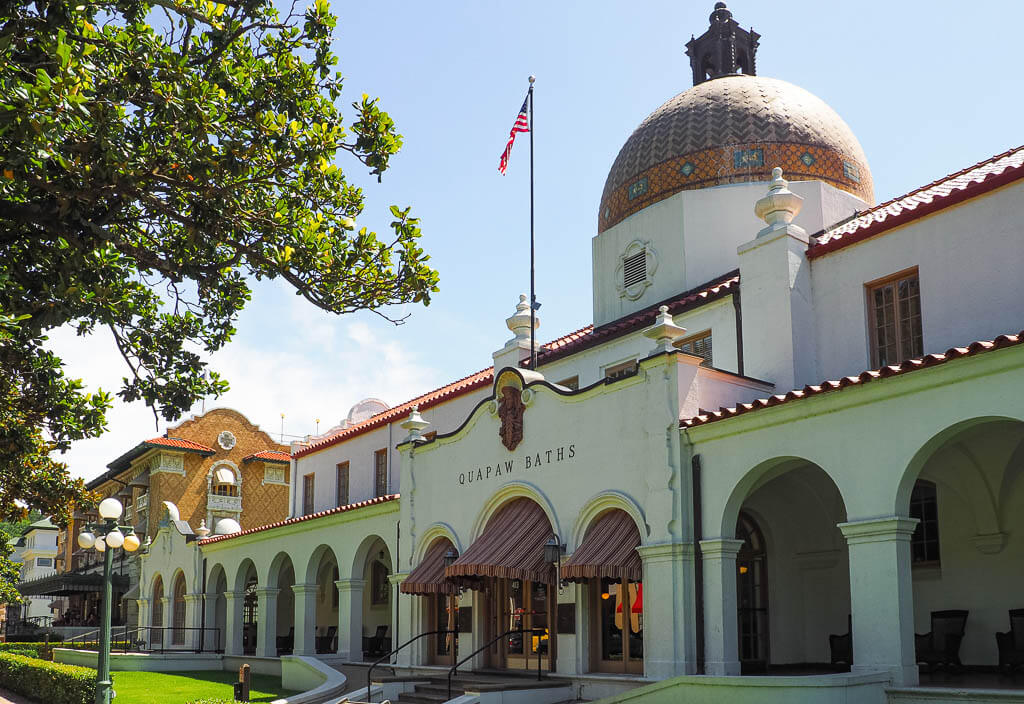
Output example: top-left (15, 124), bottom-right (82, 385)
top-left (131, 4), bottom-right (1024, 703)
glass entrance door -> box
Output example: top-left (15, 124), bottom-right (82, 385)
top-left (737, 512), bottom-right (769, 672)
top-left (488, 579), bottom-right (552, 671)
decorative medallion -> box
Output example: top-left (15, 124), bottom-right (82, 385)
top-left (217, 430), bottom-right (236, 450)
top-left (843, 160), bottom-right (861, 183)
top-left (733, 148), bottom-right (764, 169)
top-left (800, 152), bottom-right (816, 167)
top-left (679, 161), bottom-right (696, 177)
top-left (497, 386), bottom-right (525, 452)
top-left (627, 177), bottom-right (649, 201)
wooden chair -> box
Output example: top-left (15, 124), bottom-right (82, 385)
top-left (276, 626), bottom-right (294, 655)
top-left (829, 615), bottom-right (852, 666)
top-left (366, 625), bottom-right (389, 657)
top-left (916, 610), bottom-right (969, 670)
top-left (996, 609), bottom-right (1024, 672)
top-left (315, 625), bottom-right (336, 654)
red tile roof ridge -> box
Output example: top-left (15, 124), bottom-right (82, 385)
top-left (292, 272), bottom-right (740, 460)
top-left (683, 329), bottom-right (1024, 428)
top-left (198, 494), bottom-right (400, 544)
top-left (145, 436), bottom-right (216, 453)
top-left (809, 145), bottom-right (1024, 257)
top-left (243, 450), bottom-right (291, 461)
top-left (532, 270), bottom-right (740, 368)
top-left (292, 368), bottom-right (495, 458)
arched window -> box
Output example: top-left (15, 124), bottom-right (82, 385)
top-left (151, 575), bottom-right (164, 649)
top-left (736, 512), bottom-right (769, 670)
top-left (242, 577), bottom-right (258, 655)
top-left (212, 465), bottom-right (239, 496)
top-left (172, 574), bottom-right (187, 645)
top-left (909, 480), bottom-right (940, 564)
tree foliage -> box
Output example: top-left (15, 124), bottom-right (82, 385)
top-left (0, 0), bottom-right (440, 523)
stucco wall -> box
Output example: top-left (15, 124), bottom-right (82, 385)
top-left (809, 181), bottom-right (1024, 383)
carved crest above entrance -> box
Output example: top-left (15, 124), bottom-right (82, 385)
top-left (498, 385), bottom-right (525, 452)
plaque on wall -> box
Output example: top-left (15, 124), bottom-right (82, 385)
top-left (556, 603), bottom-right (576, 634)
top-left (458, 606), bottom-right (473, 633)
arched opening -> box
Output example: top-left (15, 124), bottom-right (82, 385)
top-left (206, 564), bottom-right (228, 653)
top-left (446, 496), bottom-right (558, 673)
top-left (150, 575), bottom-right (164, 650)
top-left (269, 553), bottom-right (295, 656)
top-left (401, 536), bottom-right (460, 666)
top-left (898, 418), bottom-right (1024, 681)
top-left (305, 545), bottom-right (339, 655)
top-left (237, 560), bottom-right (259, 656)
top-left (171, 572), bottom-right (187, 646)
top-left (724, 458), bottom-right (849, 674)
top-left (354, 537), bottom-right (392, 661)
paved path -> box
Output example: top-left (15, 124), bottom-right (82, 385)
top-left (0, 688), bottom-right (39, 704)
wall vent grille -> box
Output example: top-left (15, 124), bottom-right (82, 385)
top-left (623, 250), bottom-right (647, 288)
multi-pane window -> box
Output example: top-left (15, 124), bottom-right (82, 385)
top-left (302, 473), bottom-right (315, 516)
top-left (557, 376), bottom-right (580, 391)
top-left (605, 360), bottom-right (638, 381)
top-left (213, 482), bottom-right (238, 497)
top-left (374, 449), bottom-right (388, 497)
top-left (677, 331), bottom-right (713, 367)
top-left (909, 480), bottom-right (940, 563)
top-left (336, 462), bottom-right (349, 507)
top-left (868, 270), bottom-right (923, 367)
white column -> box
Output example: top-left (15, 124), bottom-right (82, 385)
top-left (135, 597), bottom-right (150, 633)
top-left (336, 579), bottom-right (366, 661)
top-left (390, 573), bottom-right (412, 666)
top-left (256, 587), bottom-right (281, 658)
top-left (700, 538), bottom-right (744, 676)
top-left (203, 593), bottom-right (220, 652)
top-left (292, 583), bottom-right (319, 656)
top-left (838, 517), bottom-right (919, 686)
top-left (184, 593), bottom-right (203, 651)
top-left (157, 597), bottom-right (171, 650)
top-left (224, 591), bottom-right (245, 656)
top-left (637, 542), bottom-right (697, 678)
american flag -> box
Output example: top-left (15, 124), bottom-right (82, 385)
top-left (498, 95), bottom-right (530, 175)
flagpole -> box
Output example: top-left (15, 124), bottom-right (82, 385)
top-left (528, 75), bottom-right (537, 370)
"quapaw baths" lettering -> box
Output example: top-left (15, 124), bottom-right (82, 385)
top-left (457, 444), bottom-right (576, 486)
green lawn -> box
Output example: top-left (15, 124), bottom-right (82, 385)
top-left (110, 669), bottom-right (300, 704)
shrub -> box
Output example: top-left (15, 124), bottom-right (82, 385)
top-left (185, 700), bottom-right (235, 704)
top-left (0, 641), bottom-right (51, 660)
top-left (0, 653), bottom-right (94, 704)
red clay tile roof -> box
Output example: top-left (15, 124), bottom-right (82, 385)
top-left (531, 270), bottom-right (740, 368)
top-left (683, 330), bottom-right (1024, 428)
top-left (198, 494), bottom-right (399, 545)
top-left (292, 369), bottom-right (495, 459)
top-left (99, 436), bottom-right (217, 480)
top-left (144, 437), bottom-right (216, 453)
top-left (809, 145), bottom-right (1024, 258)
top-left (241, 450), bottom-right (291, 464)
top-left (292, 272), bottom-right (741, 460)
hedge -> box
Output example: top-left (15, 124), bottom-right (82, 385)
top-left (0, 641), bottom-right (52, 660)
top-left (0, 653), bottom-right (94, 704)
top-left (185, 700), bottom-right (235, 704)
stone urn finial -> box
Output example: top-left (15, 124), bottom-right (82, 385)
top-left (754, 167), bottom-right (804, 236)
top-left (642, 305), bottom-right (687, 354)
top-left (401, 404), bottom-right (431, 444)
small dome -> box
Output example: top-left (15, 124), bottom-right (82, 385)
top-left (346, 398), bottom-right (390, 426)
top-left (213, 517), bottom-right (241, 535)
top-left (599, 75), bottom-right (873, 232)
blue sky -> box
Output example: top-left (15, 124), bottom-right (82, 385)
top-left (58, 1), bottom-right (1024, 481)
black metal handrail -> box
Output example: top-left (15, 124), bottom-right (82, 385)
top-left (366, 629), bottom-right (456, 703)
top-left (447, 627), bottom-right (548, 700)
top-left (58, 626), bottom-right (221, 654)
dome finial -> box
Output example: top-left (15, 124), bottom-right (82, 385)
top-left (685, 4), bottom-right (760, 85)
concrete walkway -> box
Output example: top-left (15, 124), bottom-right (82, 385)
top-left (0, 689), bottom-right (39, 704)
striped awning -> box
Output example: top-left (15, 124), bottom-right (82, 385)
top-left (561, 509), bottom-right (642, 583)
top-left (400, 538), bottom-right (459, 596)
top-left (445, 497), bottom-right (555, 587)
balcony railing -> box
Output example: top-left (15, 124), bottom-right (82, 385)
top-left (207, 493), bottom-right (242, 512)
top-left (136, 493), bottom-right (149, 511)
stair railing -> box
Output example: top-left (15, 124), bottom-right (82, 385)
top-left (448, 627), bottom-right (549, 701)
top-left (366, 629), bottom-right (456, 703)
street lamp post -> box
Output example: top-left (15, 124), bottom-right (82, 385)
top-left (77, 497), bottom-right (141, 704)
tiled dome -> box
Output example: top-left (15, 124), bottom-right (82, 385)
top-left (599, 75), bottom-right (873, 233)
